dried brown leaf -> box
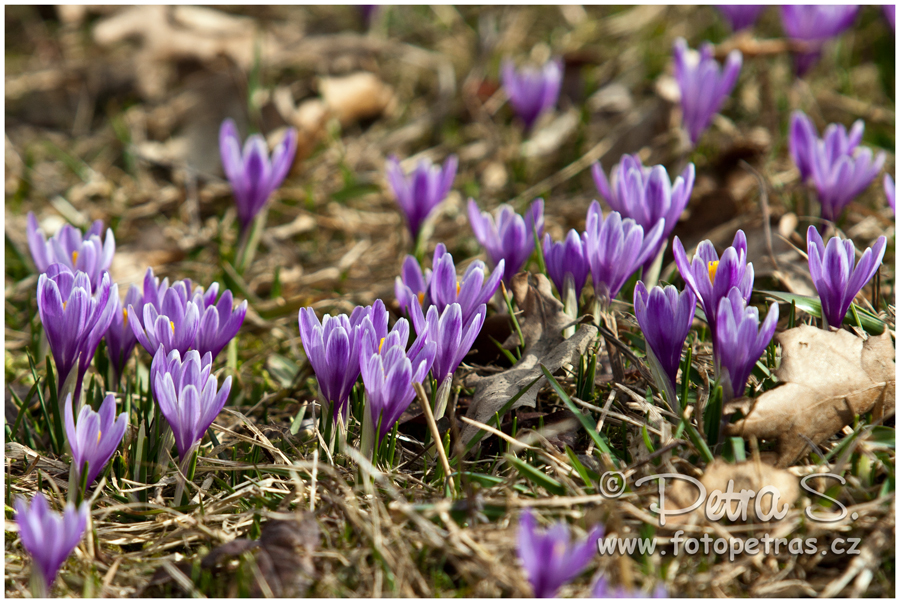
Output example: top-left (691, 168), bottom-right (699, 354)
top-left (460, 273), bottom-right (598, 447)
top-left (725, 325), bottom-right (895, 467)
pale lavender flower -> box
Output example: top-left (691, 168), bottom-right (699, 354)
top-left (386, 154), bottom-right (458, 241)
top-left (517, 509), bottom-right (603, 598)
top-left (152, 347), bottom-right (232, 462)
top-left (359, 317), bottom-right (436, 437)
top-left (583, 201), bottom-right (663, 307)
top-left (592, 155), bottom-right (695, 269)
top-left (129, 280), bottom-right (200, 358)
top-left (714, 288), bottom-right (778, 401)
top-left (37, 265), bottom-right (117, 401)
top-left (14, 494), bottom-right (89, 597)
top-left (807, 226), bottom-right (887, 330)
top-left (542, 230), bottom-right (590, 302)
top-left (501, 57), bottom-right (564, 131)
top-left (717, 5), bottom-right (764, 31)
top-left (104, 284), bottom-right (143, 380)
top-left (190, 282), bottom-right (247, 360)
top-left (410, 302), bottom-right (486, 386)
top-left (219, 119), bottom-right (298, 232)
top-left (26, 212), bottom-right (115, 290)
top-left (885, 174), bottom-right (895, 213)
top-left (780, 6), bottom-right (859, 75)
top-left (395, 254), bottom-right (432, 316)
top-left (634, 282), bottom-right (696, 406)
top-left (672, 38), bottom-right (742, 145)
top-left (468, 198), bottom-right (544, 284)
top-left (673, 230), bottom-right (754, 337)
top-left (64, 392), bottom-right (127, 488)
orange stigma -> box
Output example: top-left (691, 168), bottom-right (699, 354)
top-left (72, 250), bottom-right (79, 265)
top-left (378, 337), bottom-right (385, 353)
top-left (417, 291), bottom-right (425, 305)
top-left (707, 261), bottom-right (719, 283)
top-left (123, 308), bottom-right (128, 325)
top-left (170, 320), bottom-right (175, 334)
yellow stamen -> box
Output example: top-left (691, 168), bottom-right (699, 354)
top-left (123, 308), bottom-right (128, 325)
top-left (63, 301), bottom-right (67, 311)
top-left (72, 250), bottom-right (79, 265)
top-left (378, 337), bottom-right (385, 354)
top-left (170, 320), bottom-right (175, 334)
top-left (417, 291), bottom-right (425, 305)
top-left (97, 430), bottom-right (102, 444)
top-left (456, 281), bottom-right (461, 296)
top-left (707, 261), bottom-right (719, 283)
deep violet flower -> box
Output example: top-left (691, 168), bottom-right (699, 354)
top-left (190, 282), bottom-right (248, 360)
top-left (26, 212), bottom-right (115, 290)
top-left (104, 284), bottom-right (143, 380)
top-left (129, 281), bottom-right (200, 358)
top-left (14, 494), bottom-right (89, 597)
top-left (672, 38), bottom-right (742, 145)
top-left (716, 5), bottom-right (764, 31)
top-left (386, 154), bottom-right (458, 242)
top-left (672, 230), bottom-right (754, 336)
top-left (468, 198), bottom-right (544, 284)
top-left (542, 230), bottom-right (590, 302)
top-left (517, 509), bottom-right (603, 598)
top-left (410, 301), bottom-right (486, 387)
top-left (219, 119), bottom-right (298, 232)
top-left (885, 5), bottom-right (896, 30)
top-left (780, 6), bottom-right (858, 75)
top-left (789, 111), bottom-right (863, 183)
top-left (64, 392), bottom-right (127, 488)
top-left (714, 288), bottom-right (778, 401)
top-left (501, 57), bottom-right (564, 131)
top-left (807, 226), bottom-right (887, 330)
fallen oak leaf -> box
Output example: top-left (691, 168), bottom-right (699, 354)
top-left (725, 325), bottom-right (895, 467)
top-left (460, 272), bottom-right (598, 448)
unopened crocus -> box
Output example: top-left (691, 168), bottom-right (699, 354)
top-left (714, 288), bottom-right (778, 401)
top-left (517, 509), bottom-right (602, 598)
top-left (219, 118), bottom-right (298, 232)
top-left (386, 154), bottom-right (458, 242)
top-left (716, 5), bottom-right (764, 31)
top-left (14, 494), bottom-right (89, 597)
top-left (26, 212), bottom-right (115, 290)
top-left (583, 202), bottom-right (663, 307)
top-left (592, 156), bottom-right (695, 269)
top-left (152, 347), bottom-right (232, 462)
top-left (592, 575), bottom-right (667, 598)
top-left (104, 284), bottom-right (143, 380)
top-left (129, 280), bottom-right (199, 357)
top-left (298, 301), bottom-right (385, 422)
top-left (468, 198), bottom-right (543, 284)
top-left (359, 318), bottom-right (436, 438)
top-left (190, 282), bottom-right (247, 359)
top-left (37, 265), bottom-right (117, 401)
top-left (672, 38), bottom-right (742, 145)
top-left (673, 230), bottom-right (754, 336)
top-left (634, 282), bottom-right (696, 408)
top-left (501, 57), bottom-right (563, 131)
top-left (781, 6), bottom-right (858, 75)
top-left (885, 174), bottom-right (895, 213)
top-left (64, 392), bottom-right (127, 488)
top-left (543, 230), bottom-right (590, 302)
top-left (807, 226), bottom-right (887, 330)
top-left (410, 302), bottom-right (485, 387)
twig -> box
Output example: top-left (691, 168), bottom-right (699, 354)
top-left (414, 382), bottom-right (455, 491)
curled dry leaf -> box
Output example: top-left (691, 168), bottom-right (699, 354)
top-left (725, 325), bottom-right (895, 467)
top-left (460, 272), bottom-right (598, 447)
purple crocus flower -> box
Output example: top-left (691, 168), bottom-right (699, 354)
top-left (37, 265), bottom-right (117, 401)
top-left (781, 6), bottom-right (858, 75)
top-left (14, 494), bottom-right (89, 597)
top-left (298, 300), bottom-right (386, 422)
top-left (807, 226), bottom-right (887, 330)
top-left (789, 111), bottom-right (863, 183)
top-left (359, 318), bottom-right (436, 437)
top-left (592, 575), bottom-right (667, 598)
top-left (410, 302), bottom-right (486, 386)
top-left (219, 118), bottom-right (298, 232)
top-left (714, 288), bottom-right (778, 401)
top-left (583, 202), bottom-right (664, 307)
top-left (716, 5), bottom-right (764, 31)
top-left (516, 509), bottom-right (603, 598)
top-left (104, 284), bottom-right (143, 380)
top-left (634, 282), bottom-right (696, 407)
top-left (673, 230), bottom-right (754, 337)
top-left (592, 156), bottom-right (695, 270)
top-left (26, 212), bottom-right (115, 290)
top-left (542, 230), bottom-right (590, 302)
top-left (468, 198), bottom-right (544, 284)
top-left (501, 57), bottom-right (564, 131)
top-left (396, 244), bottom-right (504, 325)
top-left (386, 154), bottom-right (458, 242)
top-left (885, 174), bottom-right (895, 213)
top-left (129, 280), bottom-right (200, 358)
top-left (672, 38), bottom-right (742, 145)
top-left (190, 282), bottom-right (248, 360)
top-left (64, 392), bottom-right (127, 488)
top-left (152, 347), bottom-right (232, 462)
